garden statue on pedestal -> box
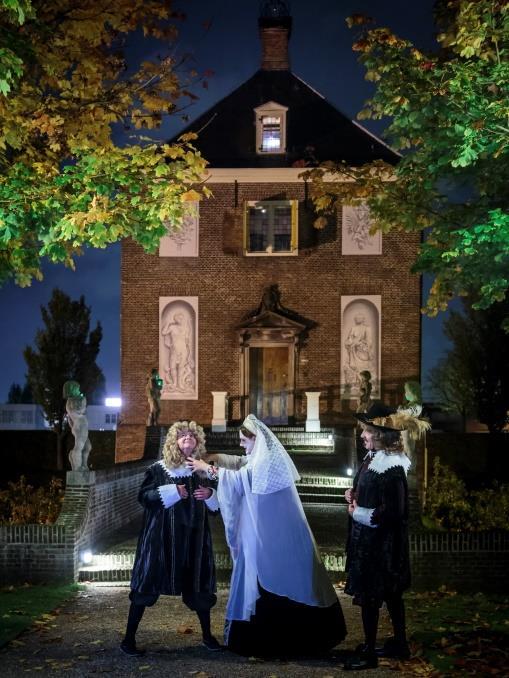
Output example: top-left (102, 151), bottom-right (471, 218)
top-left (146, 368), bottom-right (163, 426)
top-left (63, 381), bottom-right (91, 471)
top-left (397, 381), bottom-right (424, 464)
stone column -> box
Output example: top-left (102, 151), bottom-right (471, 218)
top-left (305, 391), bottom-right (321, 432)
top-left (211, 391), bottom-right (228, 432)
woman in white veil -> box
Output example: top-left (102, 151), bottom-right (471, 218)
top-left (187, 413), bottom-right (346, 657)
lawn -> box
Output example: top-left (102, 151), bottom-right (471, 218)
top-left (0, 583), bottom-right (83, 647)
top-left (406, 588), bottom-right (509, 675)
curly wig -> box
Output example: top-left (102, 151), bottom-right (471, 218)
top-left (162, 420), bottom-right (206, 468)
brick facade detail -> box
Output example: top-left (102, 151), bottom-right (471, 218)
top-left (117, 181), bottom-right (421, 462)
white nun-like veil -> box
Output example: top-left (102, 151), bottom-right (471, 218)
top-left (217, 414), bottom-right (338, 626)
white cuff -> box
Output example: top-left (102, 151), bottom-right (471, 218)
top-left (204, 488), bottom-right (219, 512)
top-left (353, 506), bottom-right (377, 527)
top-left (157, 484), bottom-right (181, 509)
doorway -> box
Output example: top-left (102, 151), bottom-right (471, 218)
top-left (249, 346), bottom-right (289, 424)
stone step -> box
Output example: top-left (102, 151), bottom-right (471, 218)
top-left (78, 550), bottom-right (347, 583)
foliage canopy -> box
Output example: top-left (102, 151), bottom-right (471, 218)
top-left (304, 0), bottom-right (509, 322)
top-left (0, 0), bottom-right (210, 285)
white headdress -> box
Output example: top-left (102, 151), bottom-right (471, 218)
top-left (242, 414), bottom-right (300, 494)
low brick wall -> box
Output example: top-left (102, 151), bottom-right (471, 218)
top-left (0, 460), bottom-right (150, 584)
top-left (410, 531), bottom-right (509, 592)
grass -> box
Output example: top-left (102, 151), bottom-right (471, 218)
top-left (406, 588), bottom-right (509, 675)
top-left (0, 582), bottom-right (83, 648)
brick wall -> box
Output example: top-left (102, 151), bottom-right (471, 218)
top-left (117, 182), bottom-right (421, 461)
top-left (409, 531), bottom-right (509, 592)
top-left (0, 462), bottom-right (149, 584)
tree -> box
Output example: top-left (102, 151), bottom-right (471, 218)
top-left (429, 298), bottom-right (509, 433)
top-left (429, 353), bottom-right (475, 434)
top-left (0, 0), bottom-right (211, 286)
top-left (6, 380), bottom-right (32, 403)
top-left (24, 288), bottom-right (106, 469)
top-left (304, 1), bottom-right (509, 323)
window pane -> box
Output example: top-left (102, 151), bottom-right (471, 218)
top-left (248, 206), bottom-right (269, 251)
top-left (273, 206), bottom-right (292, 251)
top-left (261, 115), bottom-right (281, 151)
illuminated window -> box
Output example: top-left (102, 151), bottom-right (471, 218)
top-left (254, 101), bottom-right (288, 155)
top-left (244, 200), bottom-right (298, 255)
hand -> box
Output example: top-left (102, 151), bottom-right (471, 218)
top-left (186, 457), bottom-right (209, 473)
top-left (348, 499), bottom-right (357, 516)
top-left (344, 487), bottom-right (354, 503)
top-left (193, 485), bottom-right (212, 501)
top-left (176, 484), bottom-right (188, 499)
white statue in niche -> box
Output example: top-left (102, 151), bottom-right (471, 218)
top-left (344, 313), bottom-right (376, 394)
top-left (162, 311), bottom-right (195, 393)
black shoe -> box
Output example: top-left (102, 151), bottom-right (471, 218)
top-left (376, 638), bottom-right (410, 660)
top-left (120, 640), bottom-right (146, 657)
top-left (202, 635), bottom-right (223, 651)
top-left (344, 650), bottom-right (378, 671)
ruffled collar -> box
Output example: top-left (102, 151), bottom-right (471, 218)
top-left (156, 460), bottom-right (193, 478)
top-left (368, 450), bottom-right (411, 476)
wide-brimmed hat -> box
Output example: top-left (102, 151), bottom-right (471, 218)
top-left (355, 402), bottom-right (431, 439)
top-left (354, 402), bottom-right (402, 432)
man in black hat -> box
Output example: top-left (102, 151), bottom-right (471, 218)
top-left (343, 403), bottom-right (412, 671)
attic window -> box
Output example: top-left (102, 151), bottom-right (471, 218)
top-left (254, 101), bottom-right (288, 154)
top-left (261, 116), bottom-right (281, 151)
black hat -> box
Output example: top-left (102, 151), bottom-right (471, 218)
top-left (354, 402), bottom-right (402, 432)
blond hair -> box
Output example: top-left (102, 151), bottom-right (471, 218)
top-left (162, 420), bottom-right (206, 468)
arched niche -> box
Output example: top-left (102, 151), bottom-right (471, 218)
top-left (159, 297), bottom-right (198, 400)
top-left (341, 296), bottom-right (381, 398)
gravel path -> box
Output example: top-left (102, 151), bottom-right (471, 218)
top-left (0, 584), bottom-right (406, 677)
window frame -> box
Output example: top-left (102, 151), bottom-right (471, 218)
top-left (243, 199), bottom-right (298, 257)
top-left (254, 101), bottom-right (288, 155)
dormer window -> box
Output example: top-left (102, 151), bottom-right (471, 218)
top-left (254, 101), bottom-right (288, 154)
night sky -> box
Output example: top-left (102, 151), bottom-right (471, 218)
top-left (0, 0), bottom-right (447, 402)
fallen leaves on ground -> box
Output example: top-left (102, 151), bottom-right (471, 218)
top-left (177, 625), bottom-right (195, 634)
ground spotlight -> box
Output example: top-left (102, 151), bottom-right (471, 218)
top-left (81, 550), bottom-right (93, 565)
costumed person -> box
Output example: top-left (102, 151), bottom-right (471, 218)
top-left (187, 413), bottom-right (347, 658)
top-left (120, 421), bottom-right (221, 657)
top-left (343, 403), bottom-right (430, 671)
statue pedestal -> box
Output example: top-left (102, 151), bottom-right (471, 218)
top-left (211, 391), bottom-right (228, 432)
top-left (66, 470), bottom-right (96, 486)
top-left (305, 391), bottom-right (321, 432)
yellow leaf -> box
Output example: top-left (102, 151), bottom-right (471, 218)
top-left (181, 189), bottom-right (201, 202)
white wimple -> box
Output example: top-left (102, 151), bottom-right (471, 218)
top-left (368, 450), bottom-right (411, 476)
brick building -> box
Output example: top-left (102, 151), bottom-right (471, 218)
top-left (116, 1), bottom-right (421, 462)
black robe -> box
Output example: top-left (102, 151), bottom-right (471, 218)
top-left (130, 461), bottom-right (217, 604)
top-left (345, 451), bottom-right (411, 606)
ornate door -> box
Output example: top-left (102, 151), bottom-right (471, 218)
top-left (249, 346), bottom-right (289, 424)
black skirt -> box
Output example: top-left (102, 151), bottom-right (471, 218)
top-left (226, 585), bottom-right (347, 658)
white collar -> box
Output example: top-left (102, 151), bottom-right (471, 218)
top-left (368, 450), bottom-right (411, 475)
top-left (157, 460), bottom-right (193, 478)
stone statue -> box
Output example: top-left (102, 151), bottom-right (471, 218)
top-left (397, 380), bottom-right (424, 464)
top-left (356, 370), bottom-right (373, 413)
top-left (161, 311), bottom-right (195, 393)
top-left (259, 283), bottom-right (283, 314)
top-left (344, 313), bottom-right (375, 392)
top-left (146, 368), bottom-right (163, 426)
top-left (63, 381), bottom-right (91, 472)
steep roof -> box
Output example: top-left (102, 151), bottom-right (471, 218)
top-left (173, 69), bottom-right (398, 168)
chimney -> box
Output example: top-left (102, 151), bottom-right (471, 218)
top-left (258, 1), bottom-right (292, 71)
